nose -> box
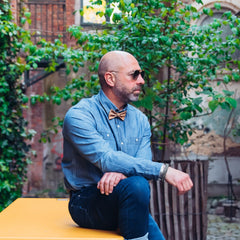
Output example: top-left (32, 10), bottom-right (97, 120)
top-left (137, 74), bottom-right (145, 85)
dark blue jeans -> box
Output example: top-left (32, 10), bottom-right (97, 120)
top-left (68, 176), bottom-right (165, 240)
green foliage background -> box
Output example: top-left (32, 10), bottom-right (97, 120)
top-left (0, 1), bottom-right (34, 211)
top-left (32, 0), bottom-right (240, 148)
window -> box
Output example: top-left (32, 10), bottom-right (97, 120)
top-left (75, 0), bottom-right (120, 26)
top-left (80, 0), bottom-right (106, 25)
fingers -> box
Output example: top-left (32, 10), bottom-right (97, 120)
top-left (177, 174), bottom-right (193, 195)
top-left (165, 167), bottom-right (193, 195)
top-left (177, 177), bottom-right (193, 195)
top-left (97, 172), bottom-right (127, 195)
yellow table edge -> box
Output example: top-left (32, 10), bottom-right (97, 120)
top-left (0, 198), bottom-right (123, 240)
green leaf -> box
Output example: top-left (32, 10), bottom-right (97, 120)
top-left (30, 97), bottom-right (37, 105)
top-left (214, 3), bottom-right (221, 10)
top-left (231, 27), bottom-right (238, 35)
top-left (222, 90), bottom-right (234, 97)
top-left (73, 65), bottom-right (79, 73)
top-left (134, 96), bottom-right (153, 111)
top-left (225, 97), bottom-right (237, 109)
top-left (112, 13), bottom-right (122, 22)
top-left (79, 9), bottom-right (84, 16)
top-left (32, 63), bottom-right (38, 69)
top-left (24, 12), bottom-right (31, 18)
top-left (53, 97), bottom-right (61, 105)
top-left (223, 75), bottom-right (231, 84)
top-left (203, 8), bottom-right (213, 16)
top-left (124, 0), bottom-right (132, 5)
top-left (233, 72), bottom-right (240, 81)
top-left (22, 96), bottom-right (29, 103)
top-left (20, 17), bottom-right (26, 25)
top-left (179, 112), bottom-right (192, 120)
top-left (223, 11), bottom-right (232, 19)
top-left (105, 8), bottom-right (114, 18)
top-left (194, 104), bottom-right (203, 113)
top-left (208, 100), bottom-right (219, 112)
top-left (66, 65), bottom-right (71, 75)
top-left (96, 11), bottom-right (104, 17)
top-left (192, 97), bottom-right (202, 105)
top-left (220, 101), bottom-right (231, 110)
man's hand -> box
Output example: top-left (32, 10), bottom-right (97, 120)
top-left (97, 172), bottom-right (127, 195)
top-left (165, 167), bottom-right (193, 195)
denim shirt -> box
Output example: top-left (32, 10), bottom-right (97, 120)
top-left (62, 90), bottom-right (162, 191)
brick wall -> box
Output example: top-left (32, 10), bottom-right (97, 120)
top-left (22, 80), bottom-right (45, 195)
top-left (10, 0), bottom-right (18, 21)
top-left (66, 0), bottom-right (76, 46)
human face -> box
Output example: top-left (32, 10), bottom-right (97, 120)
top-left (111, 67), bottom-right (145, 104)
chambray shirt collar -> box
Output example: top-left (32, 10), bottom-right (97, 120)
top-left (98, 89), bottom-right (128, 114)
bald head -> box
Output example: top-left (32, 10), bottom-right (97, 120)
top-left (98, 51), bottom-right (136, 88)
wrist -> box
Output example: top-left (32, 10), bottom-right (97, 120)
top-left (159, 164), bottom-right (169, 181)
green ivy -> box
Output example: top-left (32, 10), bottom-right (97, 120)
top-left (0, 1), bottom-right (34, 211)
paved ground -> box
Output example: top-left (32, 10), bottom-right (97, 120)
top-left (207, 214), bottom-right (240, 239)
top-left (207, 199), bottom-right (240, 240)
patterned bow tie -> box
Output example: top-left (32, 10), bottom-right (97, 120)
top-left (108, 109), bottom-right (127, 121)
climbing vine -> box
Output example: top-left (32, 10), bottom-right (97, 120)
top-left (0, 1), bottom-right (34, 211)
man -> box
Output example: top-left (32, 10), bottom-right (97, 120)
top-left (62, 51), bottom-right (193, 240)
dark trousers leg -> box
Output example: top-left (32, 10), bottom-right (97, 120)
top-left (68, 176), bottom-right (164, 240)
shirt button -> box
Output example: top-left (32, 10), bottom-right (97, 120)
top-left (107, 134), bottom-right (110, 137)
top-left (117, 125), bottom-right (120, 128)
top-left (121, 142), bottom-right (124, 145)
top-left (136, 138), bottom-right (139, 142)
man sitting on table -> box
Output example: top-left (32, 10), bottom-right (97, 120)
top-left (62, 50), bottom-right (193, 240)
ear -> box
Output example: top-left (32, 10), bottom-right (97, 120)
top-left (104, 72), bottom-right (115, 87)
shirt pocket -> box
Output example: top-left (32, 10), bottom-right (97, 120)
top-left (98, 131), bottom-right (117, 151)
top-left (126, 136), bottom-right (142, 156)
top-left (98, 131), bottom-right (115, 140)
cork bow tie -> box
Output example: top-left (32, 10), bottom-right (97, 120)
top-left (108, 109), bottom-right (127, 121)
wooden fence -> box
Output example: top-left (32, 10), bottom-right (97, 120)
top-left (150, 160), bottom-right (209, 240)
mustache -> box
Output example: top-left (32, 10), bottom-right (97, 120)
top-left (133, 86), bottom-right (145, 95)
top-left (133, 86), bottom-right (142, 91)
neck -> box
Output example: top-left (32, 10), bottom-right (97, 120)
top-left (102, 89), bottom-right (126, 110)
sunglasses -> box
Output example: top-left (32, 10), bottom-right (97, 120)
top-left (109, 70), bottom-right (145, 80)
top-left (130, 70), bottom-right (145, 80)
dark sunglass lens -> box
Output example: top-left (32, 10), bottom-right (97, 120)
top-left (132, 70), bottom-right (145, 79)
top-left (133, 70), bottom-right (140, 79)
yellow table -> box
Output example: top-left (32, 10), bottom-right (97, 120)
top-left (0, 198), bottom-right (123, 240)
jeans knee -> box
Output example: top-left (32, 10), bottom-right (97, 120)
top-left (116, 176), bottom-right (150, 239)
top-left (131, 176), bottom-right (150, 196)
top-left (120, 176), bottom-right (150, 204)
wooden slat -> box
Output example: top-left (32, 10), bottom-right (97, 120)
top-left (188, 162), bottom-right (194, 240)
top-left (150, 160), bottom-right (209, 240)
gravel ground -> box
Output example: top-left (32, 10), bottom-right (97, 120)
top-left (207, 198), bottom-right (240, 240)
top-left (207, 214), bottom-right (240, 240)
